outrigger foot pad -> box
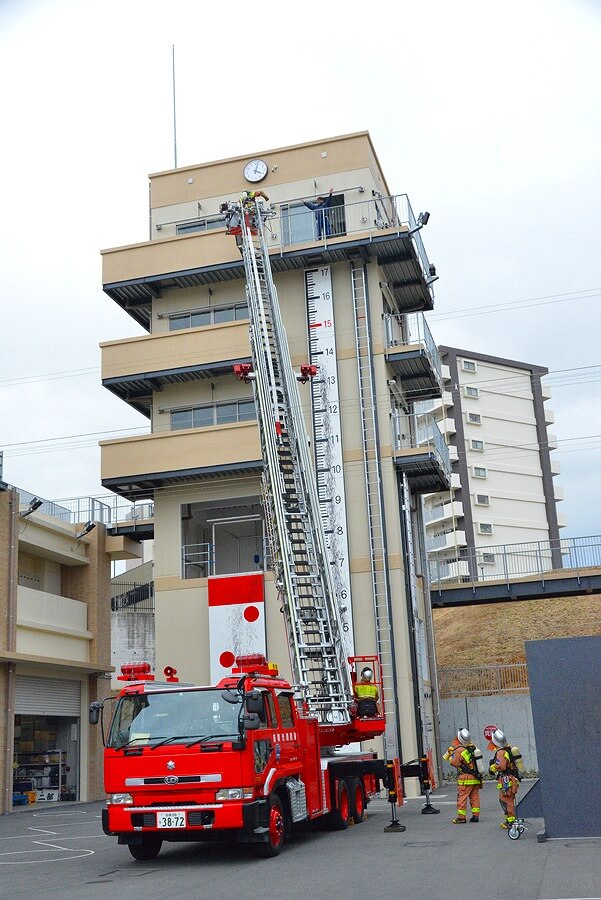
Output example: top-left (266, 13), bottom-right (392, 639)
top-left (384, 822), bottom-right (407, 833)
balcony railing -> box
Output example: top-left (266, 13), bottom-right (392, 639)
top-left (54, 495), bottom-right (154, 528)
top-left (14, 488), bottom-right (112, 525)
top-left (155, 193), bottom-right (433, 286)
top-left (181, 543), bottom-right (215, 579)
top-left (111, 581), bottom-right (155, 612)
top-left (383, 312), bottom-right (442, 384)
top-left (429, 534), bottom-right (601, 587)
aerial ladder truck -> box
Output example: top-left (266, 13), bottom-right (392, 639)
top-left (92, 197), bottom-right (435, 861)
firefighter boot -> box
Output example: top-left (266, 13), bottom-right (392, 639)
top-left (451, 817), bottom-right (466, 824)
top-left (469, 815), bottom-right (479, 822)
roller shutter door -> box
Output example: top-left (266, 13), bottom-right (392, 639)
top-left (15, 676), bottom-right (81, 716)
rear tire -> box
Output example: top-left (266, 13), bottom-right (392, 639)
top-left (328, 779), bottom-right (351, 831)
top-left (350, 778), bottom-right (366, 824)
top-left (256, 794), bottom-right (285, 858)
top-left (128, 838), bottom-right (162, 860)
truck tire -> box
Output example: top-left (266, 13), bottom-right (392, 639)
top-left (256, 794), bottom-right (285, 858)
top-left (350, 777), bottom-right (366, 824)
top-left (128, 837), bottom-right (162, 861)
top-left (328, 779), bottom-right (351, 831)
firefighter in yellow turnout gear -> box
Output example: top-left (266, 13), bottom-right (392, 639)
top-left (488, 728), bottom-right (523, 829)
top-left (448, 729), bottom-right (484, 823)
top-left (353, 667), bottom-right (380, 718)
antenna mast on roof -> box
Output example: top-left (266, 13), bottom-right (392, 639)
top-left (172, 44), bottom-right (178, 169)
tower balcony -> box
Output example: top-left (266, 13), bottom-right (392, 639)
top-left (101, 321), bottom-right (252, 417)
top-left (102, 195), bottom-right (435, 330)
top-left (424, 499), bottom-right (464, 527)
top-left (392, 413), bottom-right (451, 494)
top-left (384, 312), bottom-right (442, 401)
top-left (100, 422), bottom-right (262, 500)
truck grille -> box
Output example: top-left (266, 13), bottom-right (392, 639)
top-left (187, 811), bottom-right (215, 826)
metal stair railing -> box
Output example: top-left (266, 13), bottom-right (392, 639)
top-left (238, 203), bottom-right (352, 723)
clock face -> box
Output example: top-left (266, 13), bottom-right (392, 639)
top-left (243, 159), bottom-right (268, 183)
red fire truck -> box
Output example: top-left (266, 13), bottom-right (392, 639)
top-left (92, 655), bottom-right (387, 859)
top-left (94, 195), bottom-right (435, 860)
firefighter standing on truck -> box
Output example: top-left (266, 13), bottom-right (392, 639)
top-left (448, 728), bottom-right (483, 824)
top-left (488, 728), bottom-right (522, 829)
top-left (354, 666), bottom-right (380, 717)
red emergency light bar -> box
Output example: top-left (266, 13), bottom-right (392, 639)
top-left (233, 364), bottom-right (255, 383)
top-left (232, 654), bottom-right (279, 676)
top-left (117, 661), bottom-right (155, 682)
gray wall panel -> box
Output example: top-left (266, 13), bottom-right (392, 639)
top-left (526, 635), bottom-right (601, 838)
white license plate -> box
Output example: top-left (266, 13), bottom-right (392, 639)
top-left (156, 811), bottom-right (186, 829)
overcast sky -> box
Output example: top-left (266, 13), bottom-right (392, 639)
top-left (1, 0), bottom-right (600, 538)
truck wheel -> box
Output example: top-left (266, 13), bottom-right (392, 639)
top-left (328, 779), bottom-right (351, 831)
top-left (350, 778), bottom-right (366, 824)
top-left (256, 794), bottom-right (285, 858)
top-left (128, 838), bottom-right (162, 860)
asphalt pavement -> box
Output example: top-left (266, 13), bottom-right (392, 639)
top-left (0, 782), bottom-right (599, 899)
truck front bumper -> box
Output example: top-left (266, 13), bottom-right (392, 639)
top-left (105, 798), bottom-right (268, 841)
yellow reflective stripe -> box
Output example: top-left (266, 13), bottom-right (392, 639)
top-left (471, 807), bottom-right (480, 813)
top-left (458, 778), bottom-right (480, 785)
top-left (457, 809), bottom-right (466, 815)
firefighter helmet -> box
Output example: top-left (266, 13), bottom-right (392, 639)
top-left (491, 728), bottom-right (506, 747)
top-left (360, 667), bottom-right (373, 681)
top-left (457, 728), bottom-right (471, 745)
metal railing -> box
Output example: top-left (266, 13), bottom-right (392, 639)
top-left (383, 312), bottom-right (442, 384)
top-left (111, 581), bottom-right (155, 612)
top-left (391, 411), bottom-right (451, 478)
top-left (438, 664), bottom-right (529, 698)
top-left (430, 534), bottom-right (601, 587)
top-left (181, 543), bottom-right (215, 579)
top-left (268, 193), bottom-right (432, 283)
top-left (53, 495), bottom-right (154, 528)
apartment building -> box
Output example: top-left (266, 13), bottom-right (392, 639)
top-left (99, 132), bottom-right (450, 780)
top-left (422, 347), bottom-right (565, 583)
top-left (0, 482), bottom-right (132, 813)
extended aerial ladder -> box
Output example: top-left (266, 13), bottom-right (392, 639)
top-left (231, 199), bottom-right (384, 746)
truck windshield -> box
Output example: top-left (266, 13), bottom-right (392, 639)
top-left (107, 689), bottom-right (241, 749)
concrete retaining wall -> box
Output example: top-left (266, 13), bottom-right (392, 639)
top-left (439, 693), bottom-right (538, 776)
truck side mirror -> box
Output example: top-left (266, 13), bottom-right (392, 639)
top-left (243, 712), bottom-right (261, 731)
top-left (245, 691), bottom-right (264, 715)
top-left (89, 702), bottom-right (102, 725)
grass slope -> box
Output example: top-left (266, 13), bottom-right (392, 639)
top-left (432, 594), bottom-right (601, 667)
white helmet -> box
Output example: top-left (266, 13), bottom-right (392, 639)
top-left (360, 667), bottom-right (373, 681)
top-left (491, 728), bottom-right (506, 747)
top-left (457, 728), bottom-right (471, 745)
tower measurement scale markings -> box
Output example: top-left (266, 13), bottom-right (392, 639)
top-left (305, 266), bottom-right (354, 657)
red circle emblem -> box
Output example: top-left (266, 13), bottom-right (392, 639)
top-left (483, 724), bottom-right (498, 740)
top-left (219, 651), bottom-right (235, 668)
top-left (244, 605), bottom-right (260, 622)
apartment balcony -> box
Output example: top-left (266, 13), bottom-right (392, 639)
top-left (17, 587), bottom-right (92, 662)
top-left (384, 312), bottom-right (442, 401)
top-left (556, 511), bottom-right (568, 528)
top-left (100, 421), bottom-right (262, 499)
top-left (550, 457), bottom-right (561, 475)
top-left (424, 499), bottom-right (464, 528)
top-left (426, 530), bottom-right (467, 554)
top-left (428, 558), bottom-right (471, 583)
top-left (554, 484), bottom-right (564, 501)
top-left (544, 407), bottom-right (555, 425)
top-left (547, 432), bottom-right (558, 450)
top-left (101, 322), bottom-right (252, 417)
top-left (392, 413), bottom-right (451, 494)
top-left (102, 195), bottom-right (435, 330)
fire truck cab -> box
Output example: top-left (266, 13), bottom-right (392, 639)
top-left (97, 656), bottom-right (385, 859)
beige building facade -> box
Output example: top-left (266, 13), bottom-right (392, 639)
top-left (423, 347), bottom-right (565, 583)
top-left (100, 132), bottom-right (449, 784)
top-left (0, 483), bottom-right (121, 813)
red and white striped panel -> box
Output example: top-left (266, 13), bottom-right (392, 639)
top-left (208, 573), bottom-right (266, 682)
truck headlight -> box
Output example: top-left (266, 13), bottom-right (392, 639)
top-left (108, 792), bottom-right (134, 805)
top-left (215, 788), bottom-right (254, 801)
